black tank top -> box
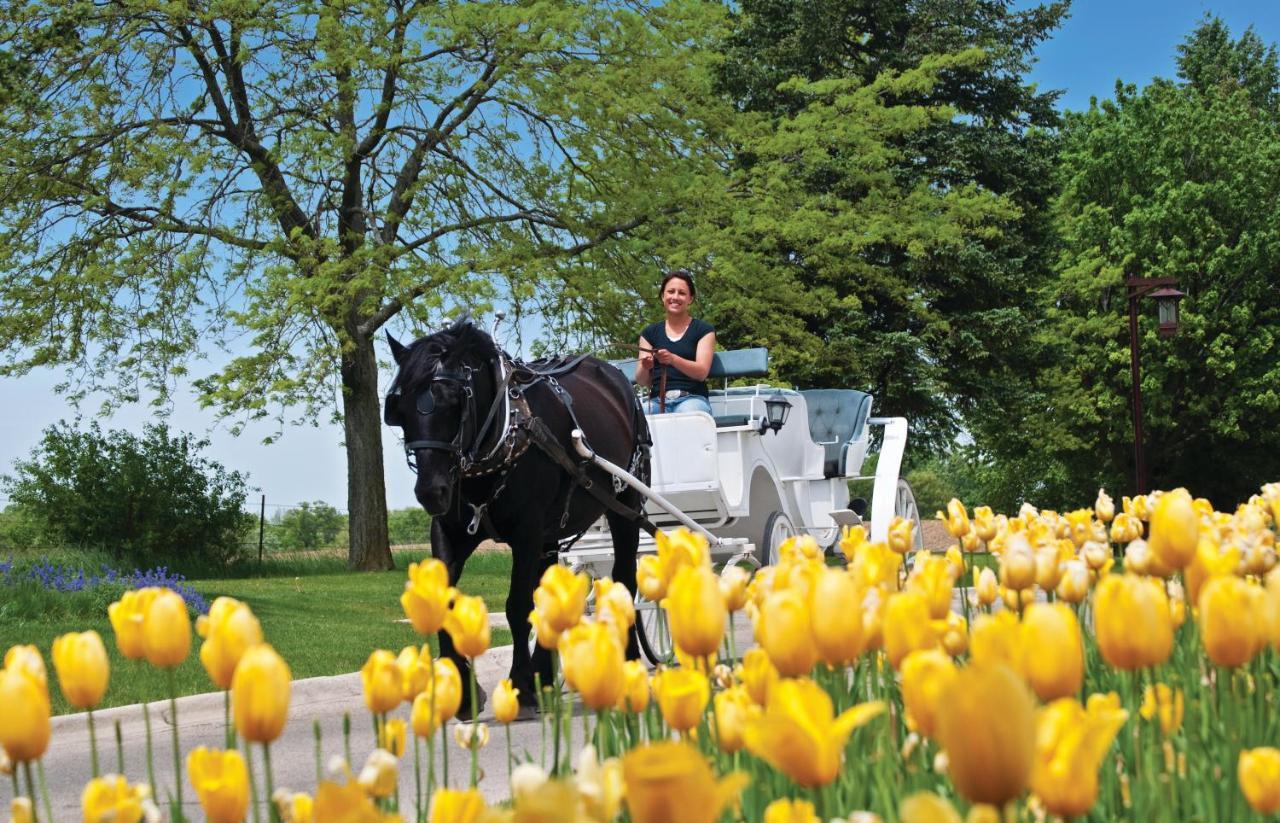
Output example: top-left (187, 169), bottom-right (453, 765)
top-left (641, 318), bottom-right (714, 397)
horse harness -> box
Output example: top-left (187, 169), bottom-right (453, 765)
top-left (388, 352), bottom-right (655, 543)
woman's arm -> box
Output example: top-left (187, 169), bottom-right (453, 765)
top-left (654, 330), bottom-right (716, 381)
top-left (634, 334), bottom-right (653, 387)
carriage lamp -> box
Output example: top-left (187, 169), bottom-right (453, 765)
top-left (761, 392), bottom-right (792, 435)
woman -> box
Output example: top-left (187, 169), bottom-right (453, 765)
top-left (635, 269), bottom-right (717, 415)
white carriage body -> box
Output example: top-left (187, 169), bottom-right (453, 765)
top-left (565, 349), bottom-right (919, 575)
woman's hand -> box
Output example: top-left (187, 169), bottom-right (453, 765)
top-left (639, 349), bottom-right (654, 369)
top-left (654, 348), bottom-right (674, 366)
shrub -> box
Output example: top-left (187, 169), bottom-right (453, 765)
top-left (2, 421), bottom-right (249, 569)
top-left (272, 501), bottom-right (346, 550)
top-left (387, 507), bottom-right (431, 546)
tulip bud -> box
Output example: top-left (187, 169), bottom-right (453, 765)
top-left (358, 748), bottom-right (399, 798)
top-left (653, 668), bottom-right (709, 733)
top-left (187, 748), bottom-right (250, 823)
top-left (810, 567), bottom-right (864, 666)
top-left (883, 591), bottom-right (937, 670)
top-left (1081, 540), bottom-right (1111, 570)
top-left (1198, 576), bottom-right (1265, 668)
top-left (900, 650), bottom-right (957, 739)
top-left (940, 499), bottom-right (971, 539)
top-left (1240, 748), bottom-right (1280, 814)
top-left (0, 665), bottom-right (50, 763)
top-left (493, 679), bottom-right (521, 724)
top-left (1110, 513), bottom-right (1144, 544)
top-left (1056, 560), bottom-right (1090, 603)
top-left (51, 631), bottom-right (110, 710)
top-left (975, 567), bottom-right (998, 606)
top-left (81, 775), bottom-right (150, 823)
top-left (665, 565), bottom-right (726, 658)
top-left (401, 559), bottom-right (453, 635)
top-left (1094, 575), bottom-right (1173, 670)
top-left (142, 588), bottom-right (192, 669)
top-left (1020, 604), bottom-right (1084, 701)
top-left (560, 621), bottom-right (625, 711)
top-left (379, 718), bottom-right (407, 758)
top-left (636, 554), bottom-right (667, 601)
top-left (231, 644), bottom-right (291, 743)
top-left (888, 516), bottom-right (915, 555)
top-left (452, 722), bottom-right (490, 751)
top-left (396, 645), bottom-right (431, 701)
top-left (1095, 488), bottom-right (1115, 522)
top-left (719, 565), bottom-right (751, 612)
top-left (935, 663), bottom-right (1034, 806)
top-left (361, 650), bottom-right (404, 714)
top-left (533, 565), bottom-right (590, 635)
top-left (618, 660), bottom-right (651, 713)
top-left (999, 535), bottom-right (1036, 591)
top-left (713, 686), bottom-right (754, 754)
top-left (1140, 683), bottom-right (1184, 736)
top-left (757, 589), bottom-right (818, 677)
top-left (443, 594), bottom-right (490, 658)
top-left (1148, 488), bottom-right (1198, 570)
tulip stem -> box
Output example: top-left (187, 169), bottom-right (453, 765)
top-left (9, 767), bottom-right (18, 804)
top-left (22, 762), bottom-right (38, 823)
top-left (35, 760), bottom-right (53, 823)
top-left (468, 660), bottom-right (479, 787)
top-left (168, 670), bottom-right (184, 818)
top-left (142, 700), bottom-right (157, 802)
top-left (413, 732), bottom-right (423, 823)
top-left (343, 712), bottom-right (352, 771)
top-left (87, 708), bottom-right (100, 778)
top-left (550, 651), bottom-right (562, 776)
top-left (114, 719), bottom-right (125, 775)
top-left (313, 720), bottom-right (323, 786)
top-left (263, 744), bottom-right (279, 823)
top-left (225, 691), bottom-right (235, 750)
top-left (244, 740), bottom-right (262, 823)
top-left (505, 723), bottom-right (514, 779)
top-left (442, 719), bottom-right (450, 787)
top-left (533, 672), bottom-right (547, 771)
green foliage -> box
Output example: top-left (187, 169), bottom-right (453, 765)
top-left (0, 503), bottom-right (42, 552)
top-left (1, 422), bottom-right (250, 567)
top-left (272, 501), bottom-right (347, 551)
top-left (387, 507), bottom-right (431, 547)
top-left (0, 0), bottom-right (733, 568)
top-left (1017, 18), bottom-right (1280, 508)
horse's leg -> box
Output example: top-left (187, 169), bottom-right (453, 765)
top-left (606, 507), bottom-right (643, 660)
top-left (429, 517), bottom-right (487, 720)
top-left (506, 536), bottom-right (556, 714)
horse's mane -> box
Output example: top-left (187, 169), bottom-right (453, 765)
top-left (392, 318), bottom-right (499, 391)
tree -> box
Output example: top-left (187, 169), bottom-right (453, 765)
top-left (0, 0), bottom-right (730, 569)
top-left (1029, 18), bottom-right (1280, 507)
top-left (698, 0), bottom-right (1067, 454)
top-left (2, 422), bottom-right (249, 566)
top-left (274, 501), bottom-right (346, 551)
top-left (387, 507), bottom-right (431, 547)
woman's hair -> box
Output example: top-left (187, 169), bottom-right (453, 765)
top-left (660, 268), bottom-right (696, 297)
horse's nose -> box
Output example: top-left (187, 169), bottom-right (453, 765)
top-left (416, 477), bottom-right (452, 515)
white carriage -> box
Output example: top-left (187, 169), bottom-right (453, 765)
top-left (564, 347), bottom-right (924, 663)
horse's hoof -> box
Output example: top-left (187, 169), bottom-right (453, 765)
top-left (455, 686), bottom-right (488, 722)
top-left (514, 703), bottom-right (539, 722)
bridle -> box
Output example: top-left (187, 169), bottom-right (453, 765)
top-left (385, 356), bottom-right (515, 477)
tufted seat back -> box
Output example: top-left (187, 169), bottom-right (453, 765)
top-left (801, 389), bottom-right (873, 477)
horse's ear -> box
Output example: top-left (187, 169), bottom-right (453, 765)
top-left (386, 332), bottom-right (408, 364)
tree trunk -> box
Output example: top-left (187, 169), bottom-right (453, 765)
top-left (341, 329), bottom-right (394, 571)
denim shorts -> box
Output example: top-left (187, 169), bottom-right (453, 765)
top-left (645, 393), bottom-right (712, 416)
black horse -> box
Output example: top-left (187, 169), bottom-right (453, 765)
top-left (385, 318), bottom-right (650, 718)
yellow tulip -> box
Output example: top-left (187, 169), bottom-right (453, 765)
top-left (738, 647), bottom-right (778, 706)
top-left (4, 646), bottom-right (46, 686)
top-left (196, 597), bottom-right (262, 690)
top-left (944, 544), bottom-right (965, 579)
top-left (1186, 537), bottom-right (1241, 605)
top-left (883, 591), bottom-right (937, 670)
top-left (401, 559), bottom-right (454, 635)
top-left (621, 741), bottom-right (747, 823)
top-left (1198, 575), bottom-right (1265, 668)
top-left (1034, 546), bottom-right (1065, 591)
top-left (744, 678), bottom-right (884, 788)
top-left (444, 594), bottom-right (491, 658)
top-left (809, 567), bottom-right (863, 667)
top-left (1239, 747), bottom-right (1280, 814)
top-left (1094, 574), bottom-right (1173, 670)
top-left (839, 524), bottom-right (870, 563)
top-left (763, 798), bottom-right (819, 823)
top-left (315, 780), bottom-right (383, 821)
top-left (378, 718), bottom-right (407, 758)
top-left (533, 565), bottom-right (590, 635)
top-left (594, 578), bottom-right (636, 644)
top-left (969, 611), bottom-right (1021, 671)
top-left (275, 791), bottom-right (313, 823)
top-left (1109, 513), bottom-right (1144, 544)
top-left (936, 662), bottom-right (1035, 806)
top-left (847, 540), bottom-right (902, 591)
top-left (561, 621), bottom-right (625, 711)
top-left (653, 668), bottom-right (709, 733)
top-left (975, 567), bottom-right (998, 606)
top-left (940, 499), bottom-right (971, 539)
top-left (361, 650), bottom-right (404, 714)
top-left (51, 630), bottom-right (109, 709)
top-left (888, 516), bottom-right (915, 555)
top-left (1148, 488), bottom-right (1198, 570)
top-left (1056, 559), bottom-right (1090, 603)
top-left (664, 565), bottom-right (726, 658)
top-left (397, 644), bottom-right (432, 701)
top-left (999, 535), bottom-right (1036, 591)
top-left (412, 658), bottom-right (463, 737)
top-left (636, 554), bottom-right (667, 602)
top-left (900, 650), bottom-right (957, 739)
top-left (493, 679), bottom-right (521, 724)
top-left (907, 555), bottom-right (953, 619)
top-left (231, 644), bottom-right (291, 744)
top-left (358, 748), bottom-right (399, 798)
top-left (1139, 683), bottom-right (1184, 736)
top-left (938, 611), bottom-right (968, 657)
top-left (718, 566), bottom-right (751, 612)
top-left (900, 792), bottom-right (962, 823)
top-left (713, 685), bottom-right (754, 754)
top-left (107, 588), bottom-right (162, 660)
top-left (142, 588), bottom-right (192, 669)
top-left (1020, 603), bottom-right (1084, 701)
top-left (1031, 697), bottom-right (1128, 818)
top-left (1095, 488), bottom-right (1115, 522)
top-left (10, 798), bottom-right (32, 823)
top-left (618, 660), bottom-right (650, 713)
top-left (187, 747), bottom-right (250, 823)
top-left (757, 589), bottom-right (818, 677)
top-left (0, 666), bottom-right (49, 762)
top-left (81, 774), bottom-right (147, 823)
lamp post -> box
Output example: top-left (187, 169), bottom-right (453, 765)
top-left (1125, 276), bottom-right (1185, 494)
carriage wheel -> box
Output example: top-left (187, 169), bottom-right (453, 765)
top-left (757, 510), bottom-right (796, 568)
top-left (895, 478), bottom-right (925, 555)
top-left (634, 595), bottom-right (674, 667)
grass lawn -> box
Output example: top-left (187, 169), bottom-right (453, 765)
top-left (0, 548), bottom-right (514, 715)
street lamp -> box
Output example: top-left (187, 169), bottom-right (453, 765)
top-left (1126, 276), bottom-right (1185, 494)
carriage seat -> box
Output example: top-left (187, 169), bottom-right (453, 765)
top-left (609, 347), bottom-right (769, 427)
top-left (800, 389), bottom-right (873, 478)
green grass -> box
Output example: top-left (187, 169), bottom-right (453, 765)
top-left (0, 549), bottom-right (515, 715)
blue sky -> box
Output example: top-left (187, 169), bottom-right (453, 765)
top-left (4, 1), bottom-right (1280, 515)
